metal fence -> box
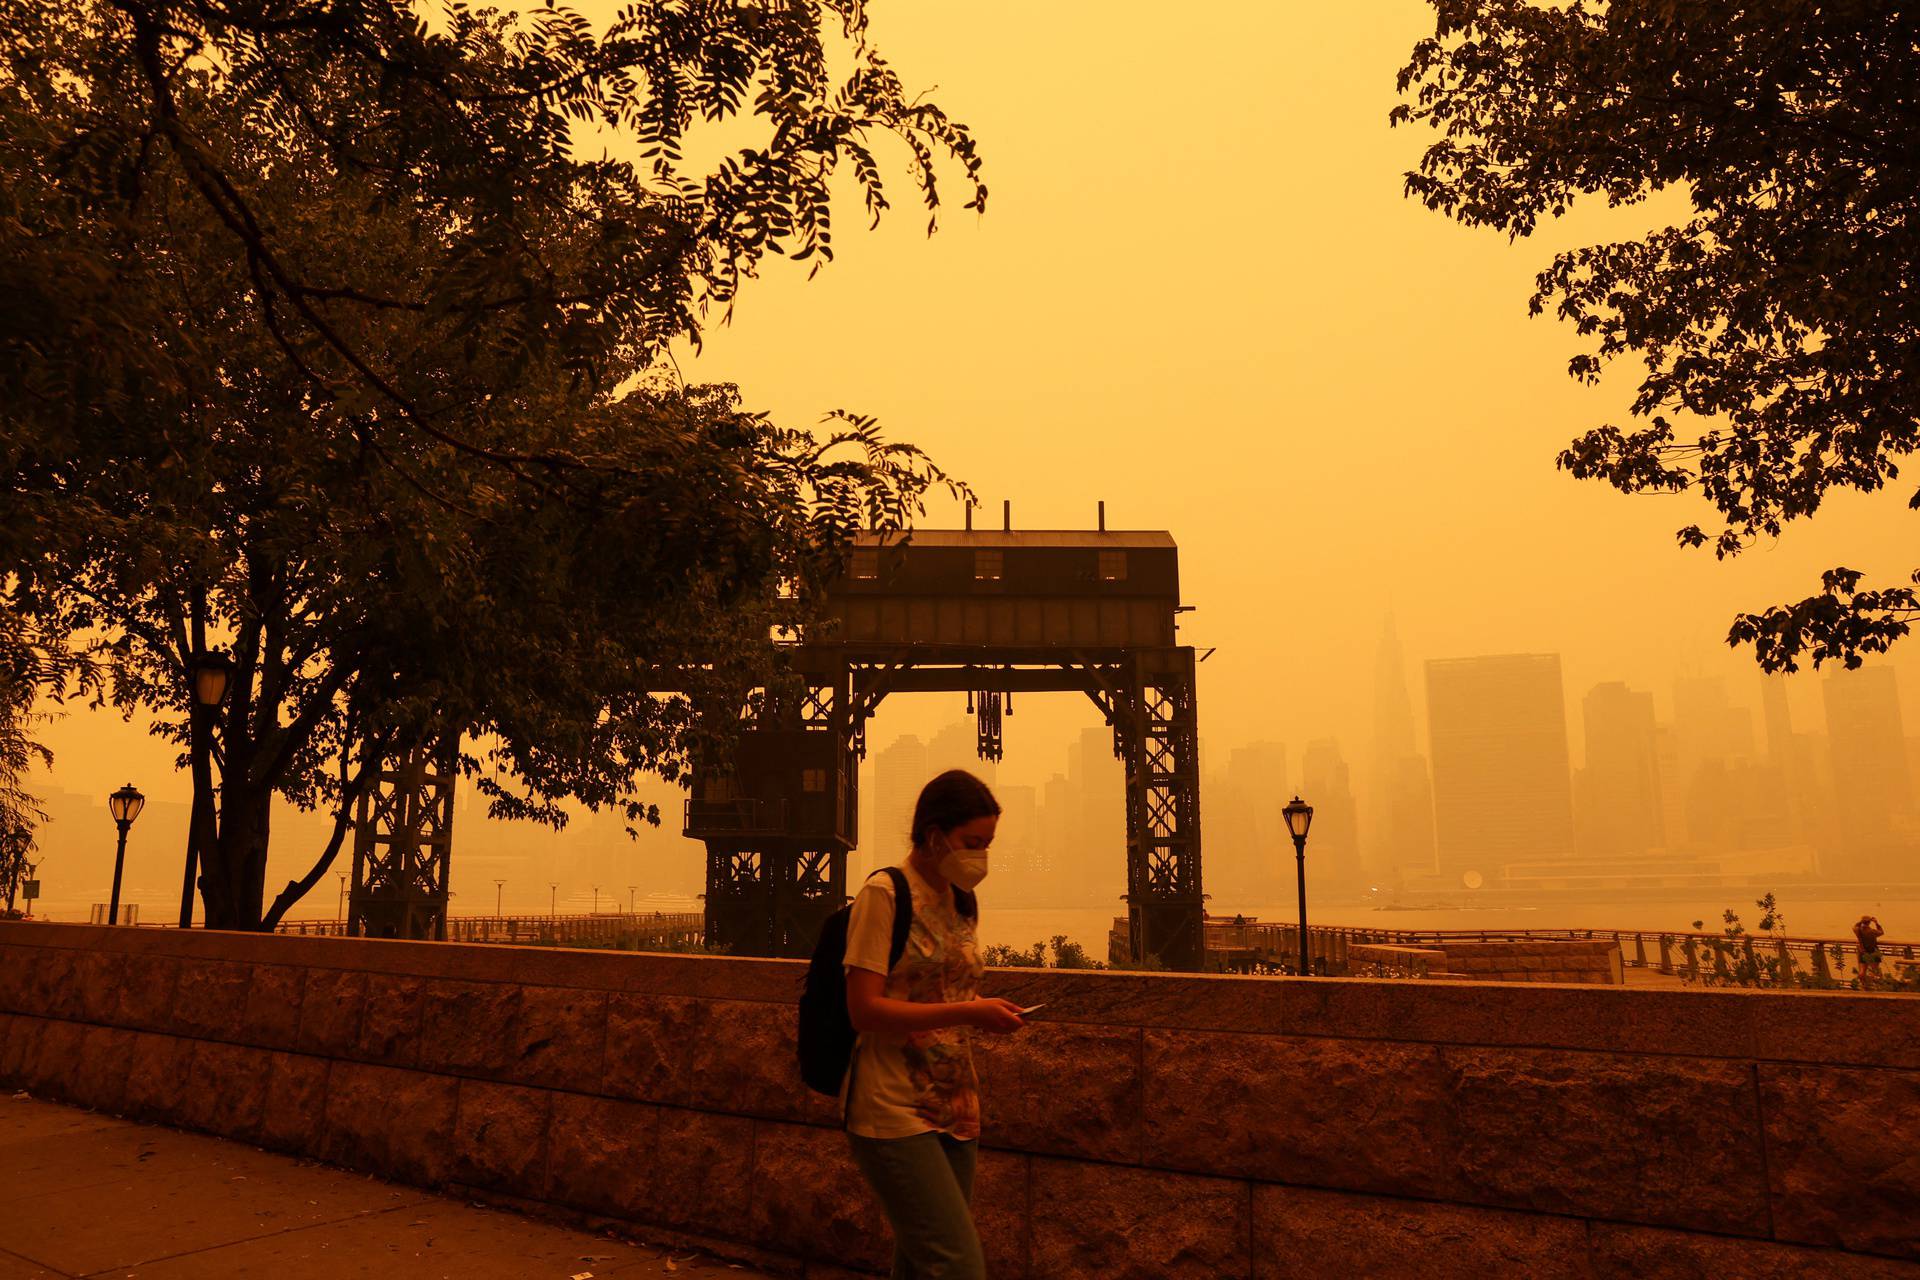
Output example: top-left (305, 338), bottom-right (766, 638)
top-left (1200, 920), bottom-right (1917, 987)
top-left (275, 911), bottom-right (708, 951)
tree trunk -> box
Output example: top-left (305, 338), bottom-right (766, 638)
top-left (202, 782), bottom-right (273, 930)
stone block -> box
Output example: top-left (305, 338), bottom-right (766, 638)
top-left (354, 972), bottom-right (424, 1066)
top-left (22, 1017), bottom-right (87, 1102)
top-left (1749, 993), bottom-right (1920, 1070)
top-left (1760, 1064), bottom-right (1920, 1260)
top-left (0, 945), bottom-right (29, 1013)
top-left (0, 1011), bottom-right (41, 1082)
top-left (416, 979), bottom-right (520, 1076)
top-left (178, 1039), bottom-right (272, 1141)
top-left (26, 947), bottom-right (82, 1020)
top-left (545, 1091), bottom-right (657, 1218)
top-left (1142, 1030), bottom-right (1452, 1199)
top-left (72, 950), bottom-right (130, 1024)
top-left (171, 958), bottom-right (252, 1038)
top-left (649, 1108), bottom-right (754, 1239)
top-left (512, 984), bottom-right (606, 1093)
top-left (605, 992), bottom-right (824, 1120)
top-left (321, 1061), bottom-right (458, 1185)
top-left (295, 966), bottom-right (364, 1056)
top-left (66, 1024), bottom-right (137, 1113)
top-left (1030, 1156), bottom-right (1249, 1279)
top-left (259, 1051), bottom-right (331, 1153)
top-left (113, 954), bottom-right (182, 1032)
top-left (452, 1079), bottom-right (552, 1198)
top-left (121, 1031), bottom-right (198, 1125)
top-left (1588, 1222), bottom-right (1920, 1278)
top-left (749, 1120), bottom-right (889, 1270)
top-left (974, 1148), bottom-right (1030, 1280)
top-left (604, 993), bottom-right (704, 1106)
top-left (1439, 1046), bottom-right (1768, 1235)
top-left (1251, 1184), bottom-right (1588, 1279)
top-left (976, 1022), bottom-right (1141, 1162)
top-left (239, 963), bottom-right (305, 1050)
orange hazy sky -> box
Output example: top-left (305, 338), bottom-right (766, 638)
top-left (26, 1), bottom-right (1915, 907)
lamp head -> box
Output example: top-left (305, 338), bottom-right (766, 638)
top-left (192, 650), bottom-right (234, 708)
top-left (108, 782), bottom-right (146, 827)
top-left (1282, 795), bottom-right (1314, 843)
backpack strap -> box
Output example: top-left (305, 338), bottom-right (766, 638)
top-left (880, 866), bottom-right (913, 971)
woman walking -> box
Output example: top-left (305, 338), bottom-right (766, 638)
top-left (842, 769), bottom-right (1028, 1279)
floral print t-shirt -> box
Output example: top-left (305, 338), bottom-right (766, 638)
top-left (841, 861), bottom-right (983, 1140)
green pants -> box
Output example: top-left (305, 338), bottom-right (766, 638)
top-left (847, 1130), bottom-right (984, 1280)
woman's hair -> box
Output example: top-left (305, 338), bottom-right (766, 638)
top-left (909, 769), bottom-right (1001, 847)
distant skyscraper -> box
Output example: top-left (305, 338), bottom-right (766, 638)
top-left (1822, 665), bottom-right (1912, 839)
top-left (1300, 738), bottom-right (1363, 898)
top-left (1426, 654), bottom-right (1575, 882)
top-left (1369, 615), bottom-right (1437, 880)
top-left (1574, 681), bottom-right (1663, 856)
top-left (871, 734), bottom-right (928, 860)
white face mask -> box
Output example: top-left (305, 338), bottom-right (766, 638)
top-left (939, 847), bottom-right (990, 891)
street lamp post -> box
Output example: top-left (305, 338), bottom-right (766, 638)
top-left (591, 884), bottom-right (600, 914)
top-left (181, 649), bottom-right (232, 927)
top-left (107, 783), bottom-right (146, 926)
top-left (627, 885), bottom-right (636, 914)
top-left (1282, 795), bottom-right (1315, 976)
top-left (549, 882), bottom-right (557, 917)
top-left (494, 878), bottom-right (506, 918)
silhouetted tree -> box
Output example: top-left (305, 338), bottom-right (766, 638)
top-left (1394, 1), bottom-right (1917, 671)
top-left (0, 3), bottom-right (979, 928)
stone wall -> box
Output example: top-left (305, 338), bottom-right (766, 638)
top-left (1, 920), bottom-right (1916, 1278)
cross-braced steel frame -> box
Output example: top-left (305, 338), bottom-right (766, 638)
top-left (348, 737), bottom-right (457, 940)
top-left (701, 675), bottom-right (853, 958)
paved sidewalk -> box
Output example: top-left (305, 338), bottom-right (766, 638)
top-left (0, 1094), bottom-right (766, 1279)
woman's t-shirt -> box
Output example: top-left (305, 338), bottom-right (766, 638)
top-left (841, 861), bottom-right (983, 1140)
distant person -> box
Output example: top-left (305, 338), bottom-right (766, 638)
top-left (843, 770), bottom-right (1026, 1279)
top-left (1855, 914), bottom-right (1885, 984)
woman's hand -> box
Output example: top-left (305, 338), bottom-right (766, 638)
top-left (965, 998), bottom-right (1028, 1034)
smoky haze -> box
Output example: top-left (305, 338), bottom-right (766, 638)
top-left (24, 1), bottom-right (1920, 939)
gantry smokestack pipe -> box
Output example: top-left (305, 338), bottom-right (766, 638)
top-left (1003, 500), bottom-right (1011, 531)
top-left (1098, 501), bottom-right (1106, 532)
top-left (965, 501), bottom-right (972, 531)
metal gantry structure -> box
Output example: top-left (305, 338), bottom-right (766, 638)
top-left (347, 738), bottom-right (457, 940)
top-left (686, 524), bottom-right (1209, 970)
top-left (347, 521), bottom-right (1208, 969)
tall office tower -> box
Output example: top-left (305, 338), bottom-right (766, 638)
top-left (1299, 738), bottom-right (1363, 899)
top-left (1370, 616), bottom-right (1437, 880)
top-left (1822, 665), bottom-right (1913, 841)
top-left (995, 784), bottom-right (1041, 896)
top-left (927, 715), bottom-right (998, 791)
top-left (871, 734), bottom-right (929, 862)
top-left (1204, 741), bottom-right (1287, 905)
top-left (1574, 682), bottom-right (1664, 856)
top-left (1672, 676), bottom-right (1759, 769)
top-left (1070, 724), bottom-right (1124, 877)
top-left (1425, 654), bottom-right (1575, 883)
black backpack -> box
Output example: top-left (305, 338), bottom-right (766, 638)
top-left (797, 866), bottom-right (977, 1097)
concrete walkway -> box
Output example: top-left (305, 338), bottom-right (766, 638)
top-left (0, 1094), bottom-right (766, 1279)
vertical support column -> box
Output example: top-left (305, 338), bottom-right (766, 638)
top-left (1118, 648), bottom-right (1206, 971)
top-left (349, 735), bottom-right (457, 940)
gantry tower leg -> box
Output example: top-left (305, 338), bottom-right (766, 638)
top-left (349, 736), bottom-right (457, 940)
top-left (1117, 649), bottom-right (1205, 969)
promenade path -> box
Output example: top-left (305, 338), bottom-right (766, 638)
top-left (0, 1094), bottom-right (766, 1280)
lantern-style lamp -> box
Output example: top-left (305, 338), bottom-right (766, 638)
top-left (192, 650), bottom-right (234, 708)
top-left (1281, 795), bottom-right (1314, 975)
top-left (106, 782), bottom-right (144, 925)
